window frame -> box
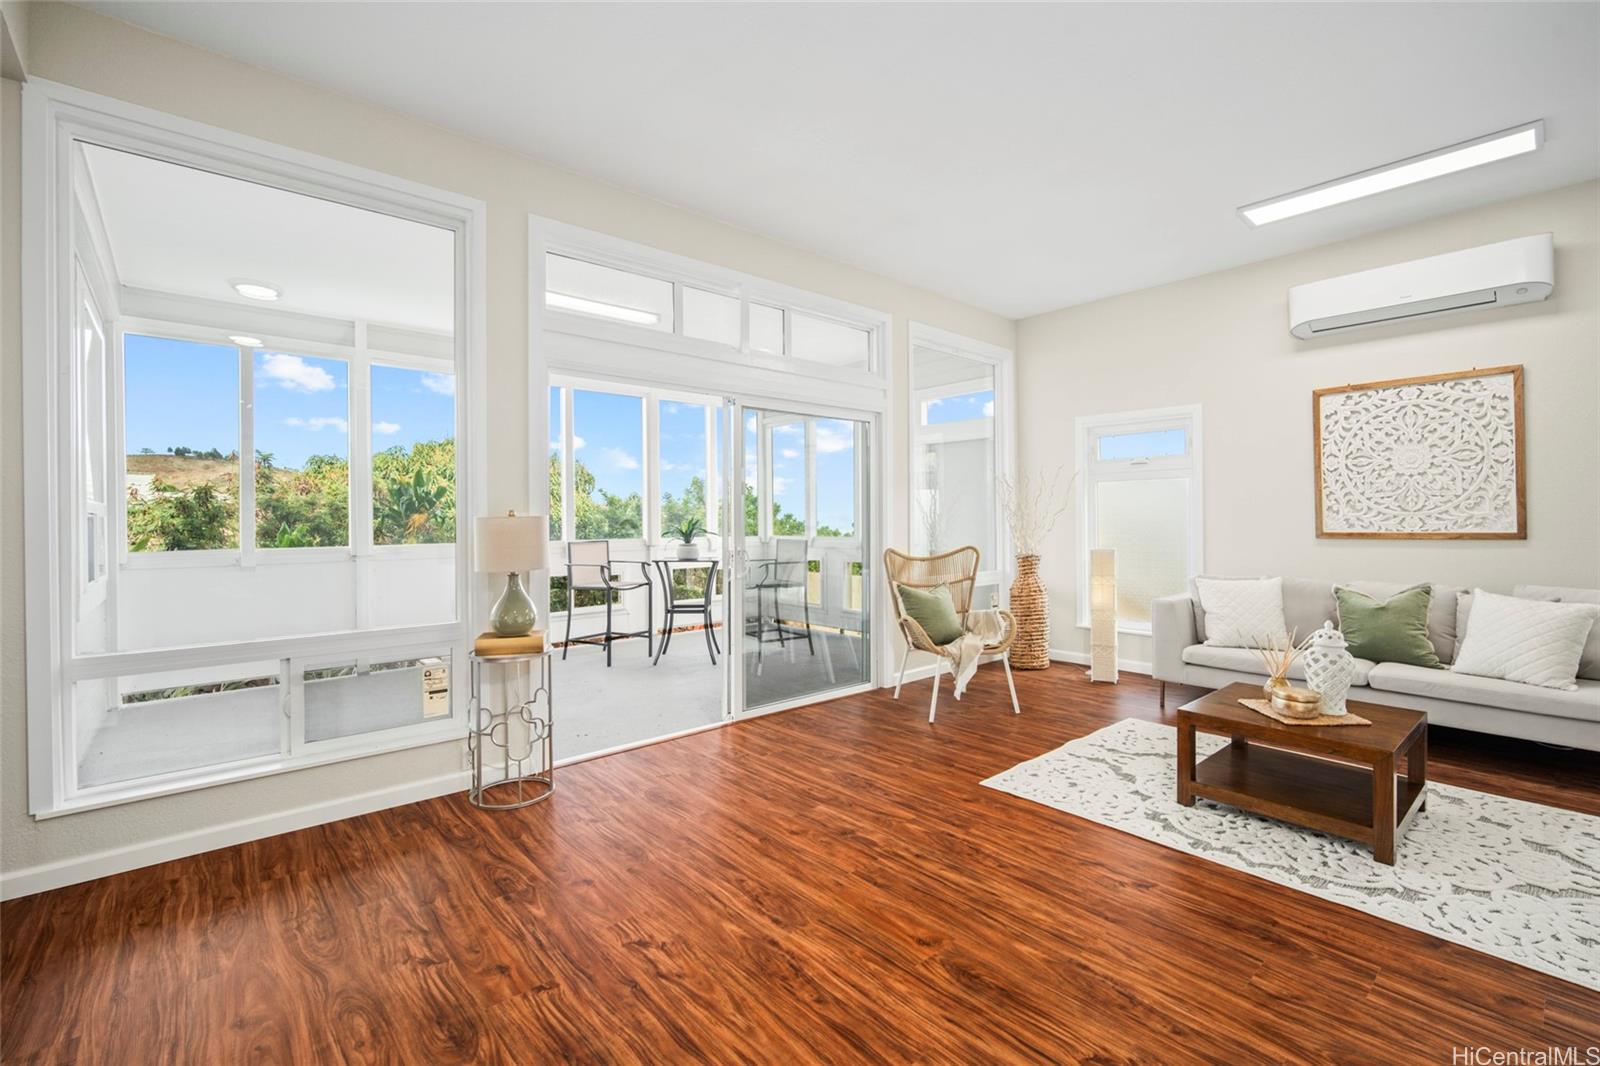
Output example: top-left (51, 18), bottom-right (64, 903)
top-left (908, 323), bottom-right (1015, 591)
top-left (1073, 404), bottom-right (1205, 636)
top-left (22, 79), bottom-right (487, 817)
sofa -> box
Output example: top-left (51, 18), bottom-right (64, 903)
top-left (1152, 580), bottom-right (1600, 751)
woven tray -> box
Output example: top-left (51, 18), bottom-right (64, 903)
top-left (1238, 697), bottom-right (1371, 727)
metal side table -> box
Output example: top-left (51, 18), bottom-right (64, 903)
top-left (467, 650), bottom-right (553, 809)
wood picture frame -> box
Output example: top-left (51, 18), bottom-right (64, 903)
top-left (1313, 365), bottom-right (1525, 540)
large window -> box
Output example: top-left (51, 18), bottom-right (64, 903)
top-left (1076, 406), bottom-right (1203, 633)
top-left (910, 326), bottom-right (1011, 588)
top-left (26, 85), bottom-right (481, 814)
top-left (571, 389), bottom-right (644, 539)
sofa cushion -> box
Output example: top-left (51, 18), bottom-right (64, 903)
top-left (1181, 644), bottom-right (1377, 687)
top-left (1369, 662), bottom-right (1600, 723)
top-left (1451, 590), bottom-right (1596, 691)
top-left (1334, 584), bottom-right (1444, 669)
top-left (1516, 584), bottom-right (1600, 682)
top-left (1281, 578), bottom-right (1338, 641)
top-left (1194, 576), bottom-right (1287, 648)
top-left (1343, 581), bottom-right (1462, 664)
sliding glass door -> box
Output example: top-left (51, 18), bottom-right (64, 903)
top-left (727, 402), bottom-right (874, 715)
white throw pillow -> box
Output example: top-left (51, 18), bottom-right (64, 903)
top-left (1450, 589), bottom-right (1598, 691)
top-left (1194, 576), bottom-right (1288, 649)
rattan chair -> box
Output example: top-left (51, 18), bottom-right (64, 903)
top-left (884, 546), bottom-right (1019, 722)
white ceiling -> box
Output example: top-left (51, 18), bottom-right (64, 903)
top-left (84, 2), bottom-right (1600, 319)
top-left (81, 143), bottom-right (455, 332)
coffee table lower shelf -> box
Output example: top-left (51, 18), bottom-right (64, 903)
top-left (1186, 743), bottom-right (1426, 862)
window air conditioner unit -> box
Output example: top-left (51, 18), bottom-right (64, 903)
top-left (1287, 233), bottom-right (1554, 339)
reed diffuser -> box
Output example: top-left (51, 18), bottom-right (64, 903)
top-left (1250, 629), bottom-right (1323, 718)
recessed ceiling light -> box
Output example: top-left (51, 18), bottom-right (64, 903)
top-left (227, 335), bottom-right (263, 347)
top-left (545, 290), bottom-right (660, 325)
top-left (1238, 121), bottom-right (1544, 227)
top-left (230, 279), bottom-right (281, 301)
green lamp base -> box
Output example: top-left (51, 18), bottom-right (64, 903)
top-left (490, 572), bottom-right (537, 636)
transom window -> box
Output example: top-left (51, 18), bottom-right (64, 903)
top-left (1076, 406), bottom-right (1204, 634)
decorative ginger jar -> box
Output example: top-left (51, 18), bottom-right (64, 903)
top-left (1304, 622), bottom-right (1356, 717)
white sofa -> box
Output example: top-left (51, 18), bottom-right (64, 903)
top-left (1152, 580), bottom-right (1600, 752)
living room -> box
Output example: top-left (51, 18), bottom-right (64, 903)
top-left (1, 3), bottom-right (1596, 1063)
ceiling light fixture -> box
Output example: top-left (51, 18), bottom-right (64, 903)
top-left (230, 279), bottom-right (282, 301)
top-left (227, 335), bottom-right (263, 348)
top-left (545, 290), bottom-right (660, 325)
top-left (1238, 121), bottom-right (1544, 227)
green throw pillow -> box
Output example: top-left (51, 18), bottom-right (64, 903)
top-left (1334, 584), bottom-right (1443, 668)
top-left (898, 583), bottom-right (965, 646)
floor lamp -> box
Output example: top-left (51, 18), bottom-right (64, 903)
top-left (1089, 548), bottom-right (1118, 683)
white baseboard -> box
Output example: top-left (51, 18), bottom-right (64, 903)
top-left (1048, 648), bottom-right (1154, 678)
top-left (0, 770), bottom-right (470, 901)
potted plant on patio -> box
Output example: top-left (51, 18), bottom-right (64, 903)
top-left (673, 518), bottom-right (710, 560)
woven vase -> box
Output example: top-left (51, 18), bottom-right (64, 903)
top-left (1009, 554), bottom-right (1051, 670)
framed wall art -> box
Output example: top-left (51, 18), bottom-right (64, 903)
top-left (1313, 365), bottom-right (1525, 540)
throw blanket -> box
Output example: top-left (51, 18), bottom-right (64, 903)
top-left (951, 609), bottom-right (1008, 698)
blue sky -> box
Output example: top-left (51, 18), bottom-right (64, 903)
top-left (124, 335), bottom-right (455, 470)
top-left (923, 388), bottom-right (994, 426)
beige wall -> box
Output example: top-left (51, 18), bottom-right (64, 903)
top-left (1017, 180), bottom-right (1600, 668)
top-left (0, 4), bottom-right (1013, 881)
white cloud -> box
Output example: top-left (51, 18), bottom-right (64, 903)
top-left (285, 416), bottom-right (348, 433)
top-left (780, 448), bottom-right (800, 460)
top-left (374, 421), bottom-right (401, 435)
top-left (603, 447), bottom-right (640, 471)
top-left (772, 423), bottom-right (802, 437)
top-left (814, 424), bottom-right (853, 454)
top-left (420, 372), bottom-right (455, 397)
top-left (571, 434), bottom-right (586, 451)
top-left (982, 400), bottom-right (994, 417)
top-left (260, 353), bottom-right (337, 393)
top-left (772, 476), bottom-right (792, 495)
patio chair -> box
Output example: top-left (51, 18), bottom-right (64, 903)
top-left (750, 537), bottom-right (815, 655)
top-left (562, 540), bottom-right (653, 667)
top-left (884, 546), bottom-right (1019, 722)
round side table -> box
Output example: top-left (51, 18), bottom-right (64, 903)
top-left (467, 650), bottom-right (553, 810)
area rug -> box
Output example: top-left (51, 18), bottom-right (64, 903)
top-left (981, 718), bottom-right (1600, 991)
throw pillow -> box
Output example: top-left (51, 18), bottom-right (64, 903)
top-left (897, 583), bottom-right (965, 646)
top-left (1334, 584), bottom-right (1442, 668)
top-left (1451, 590), bottom-right (1597, 691)
top-left (1194, 576), bottom-right (1288, 648)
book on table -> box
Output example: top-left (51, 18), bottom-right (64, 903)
top-left (474, 631), bottom-right (545, 656)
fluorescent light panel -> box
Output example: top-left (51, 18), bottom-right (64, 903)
top-left (545, 290), bottom-right (660, 325)
top-left (1239, 121), bottom-right (1543, 226)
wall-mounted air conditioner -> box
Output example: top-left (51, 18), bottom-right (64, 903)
top-left (1288, 233), bottom-right (1554, 339)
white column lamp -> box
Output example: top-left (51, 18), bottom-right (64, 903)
top-left (1089, 548), bottom-right (1118, 683)
top-left (475, 511), bottom-right (549, 636)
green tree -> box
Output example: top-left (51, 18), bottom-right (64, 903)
top-left (126, 479), bottom-right (237, 551)
top-left (374, 439), bottom-right (455, 544)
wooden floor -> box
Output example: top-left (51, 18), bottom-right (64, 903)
top-left (4, 668), bottom-right (1597, 1065)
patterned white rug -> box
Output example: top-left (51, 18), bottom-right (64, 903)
top-left (981, 718), bottom-right (1600, 991)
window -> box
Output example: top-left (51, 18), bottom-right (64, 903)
top-left (545, 253), bottom-right (672, 330)
top-left (681, 287), bottom-right (740, 347)
top-left (123, 334), bottom-right (242, 552)
top-left (790, 312), bottom-right (870, 370)
top-left (767, 420), bottom-right (806, 535)
top-left (537, 224), bottom-right (886, 378)
top-left (658, 399), bottom-right (715, 539)
top-left (571, 389), bottom-right (644, 539)
top-left (254, 351), bottom-right (350, 548)
top-left (910, 328), bottom-right (1010, 582)
top-left (1076, 406), bottom-right (1203, 633)
top-left (814, 419), bottom-right (856, 538)
top-left (26, 85), bottom-right (480, 814)
top-left (750, 303), bottom-right (784, 354)
top-left (371, 365), bottom-right (456, 545)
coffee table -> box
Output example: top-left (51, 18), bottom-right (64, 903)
top-left (1175, 683), bottom-right (1428, 864)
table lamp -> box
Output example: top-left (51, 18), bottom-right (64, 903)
top-left (475, 511), bottom-right (549, 636)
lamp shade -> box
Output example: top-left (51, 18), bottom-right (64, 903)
top-left (1088, 547), bottom-right (1118, 684)
top-left (474, 512), bottom-right (548, 573)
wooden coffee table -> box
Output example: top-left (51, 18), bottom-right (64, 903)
top-left (1175, 683), bottom-right (1428, 864)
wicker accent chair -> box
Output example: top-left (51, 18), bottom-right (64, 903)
top-left (884, 546), bottom-right (1019, 722)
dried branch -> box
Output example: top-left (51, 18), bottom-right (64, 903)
top-left (998, 466), bottom-right (1077, 557)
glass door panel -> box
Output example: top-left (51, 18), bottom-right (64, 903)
top-left (731, 404), bottom-right (873, 714)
